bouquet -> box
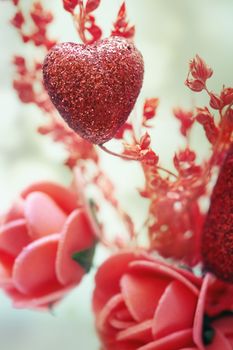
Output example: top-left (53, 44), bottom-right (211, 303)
top-left (1, 1), bottom-right (233, 349)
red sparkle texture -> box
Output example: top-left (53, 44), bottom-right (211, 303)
top-left (43, 37), bottom-right (144, 144)
top-left (202, 143), bottom-right (233, 282)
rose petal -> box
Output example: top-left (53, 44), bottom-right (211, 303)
top-left (0, 251), bottom-right (14, 271)
top-left (115, 308), bottom-right (134, 322)
top-left (93, 252), bottom-right (141, 314)
top-left (4, 284), bottom-right (73, 310)
top-left (110, 308), bottom-right (136, 330)
top-left (3, 199), bottom-right (25, 223)
top-left (152, 280), bottom-right (197, 339)
top-left (193, 274), bottom-right (211, 350)
top-left (0, 263), bottom-right (11, 287)
top-left (12, 234), bottom-right (60, 295)
top-left (110, 319), bottom-right (136, 330)
top-left (0, 219), bottom-right (30, 257)
top-left (24, 192), bottom-right (67, 239)
top-left (73, 168), bottom-right (101, 239)
top-left (22, 181), bottom-right (77, 214)
top-left (145, 254), bottom-right (202, 288)
top-left (128, 261), bottom-right (199, 296)
top-left (121, 269), bottom-right (169, 322)
top-left (213, 316), bottom-right (233, 335)
top-left (56, 209), bottom-right (94, 285)
top-left (138, 329), bottom-right (193, 350)
top-left (226, 336), bottom-right (233, 347)
top-left (97, 295), bottom-right (137, 349)
top-left (97, 294), bottom-right (126, 333)
top-left (206, 328), bottom-right (232, 350)
top-left (102, 341), bottom-right (142, 350)
top-left (117, 320), bottom-right (153, 342)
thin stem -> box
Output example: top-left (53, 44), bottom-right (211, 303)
top-left (73, 3), bottom-right (88, 45)
top-left (204, 85), bottom-right (211, 96)
top-left (99, 144), bottom-right (141, 161)
top-left (156, 166), bottom-right (178, 178)
top-left (98, 144), bottom-right (178, 178)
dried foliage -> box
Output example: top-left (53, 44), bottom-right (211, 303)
top-left (10, 0), bottom-right (233, 267)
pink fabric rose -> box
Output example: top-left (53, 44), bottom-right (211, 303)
top-left (93, 252), bottom-right (233, 350)
top-left (0, 181), bottom-right (96, 309)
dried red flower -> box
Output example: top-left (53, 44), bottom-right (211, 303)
top-left (174, 148), bottom-right (201, 177)
top-left (185, 55), bottom-right (213, 92)
top-left (114, 122), bottom-right (133, 140)
top-left (209, 92), bottom-right (223, 110)
top-left (11, 11), bottom-right (24, 29)
top-left (220, 87), bottom-right (233, 107)
top-left (173, 107), bottom-right (194, 137)
top-left (122, 133), bottom-right (159, 166)
top-left (65, 0), bottom-right (102, 45)
top-left (143, 98), bottom-right (159, 127)
top-left (85, 0), bottom-right (101, 13)
top-left (111, 2), bottom-right (135, 39)
top-left (195, 107), bottom-right (219, 145)
top-left (63, 0), bottom-right (79, 13)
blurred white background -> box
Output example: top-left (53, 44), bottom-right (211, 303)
top-left (0, 0), bottom-right (233, 349)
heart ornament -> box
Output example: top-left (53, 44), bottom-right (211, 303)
top-left (202, 143), bottom-right (233, 283)
top-left (43, 36), bottom-right (144, 144)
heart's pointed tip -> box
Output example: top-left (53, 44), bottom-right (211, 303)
top-left (43, 36), bottom-right (144, 144)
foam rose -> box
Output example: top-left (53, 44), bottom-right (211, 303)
top-left (0, 181), bottom-right (96, 309)
top-left (93, 252), bottom-right (233, 350)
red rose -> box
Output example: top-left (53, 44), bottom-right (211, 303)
top-left (0, 181), bottom-right (96, 309)
top-left (93, 252), bottom-right (233, 350)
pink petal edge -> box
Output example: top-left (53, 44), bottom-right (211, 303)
top-left (138, 328), bottom-right (193, 350)
top-left (21, 181), bottom-right (77, 214)
top-left (56, 209), bottom-right (95, 285)
top-left (24, 192), bottom-right (67, 239)
top-left (12, 233), bottom-right (60, 294)
top-left (0, 219), bottom-right (30, 257)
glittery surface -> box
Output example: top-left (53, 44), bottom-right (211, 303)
top-left (202, 143), bottom-right (233, 282)
top-left (43, 37), bottom-right (144, 144)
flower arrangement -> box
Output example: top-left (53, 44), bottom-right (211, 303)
top-left (1, 1), bottom-right (233, 349)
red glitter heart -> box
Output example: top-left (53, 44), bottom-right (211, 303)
top-left (43, 36), bottom-right (144, 144)
top-left (202, 143), bottom-right (233, 283)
